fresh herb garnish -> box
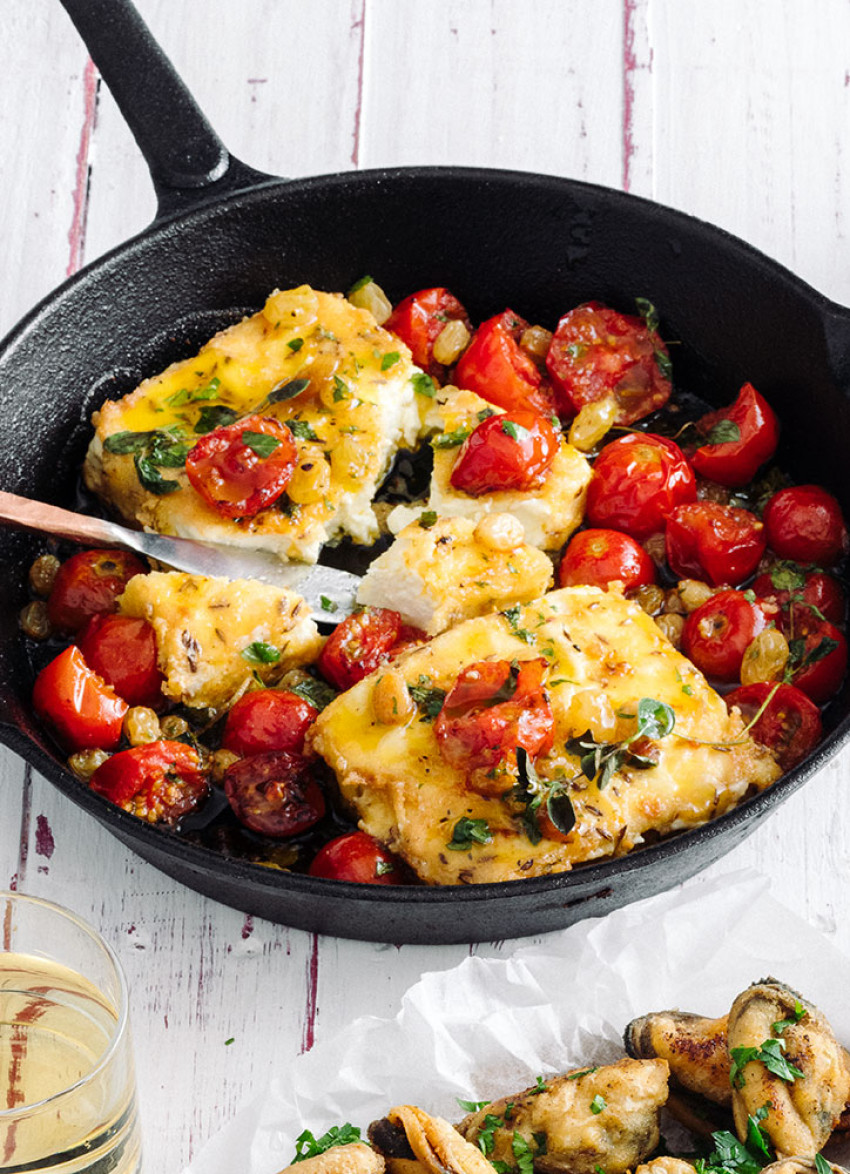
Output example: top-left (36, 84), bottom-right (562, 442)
top-left (412, 372), bottom-right (437, 398)
top-left (241, 641), bottom-right (281, 665)
top-left (694, 1111), bottom-right (773, 1174)
top-left (407, 677), bottom-right (447, 721)
top-left (635, 297), bottom-right (660, 333)
top-left (319, 595), bottom-right (338, 613)
top-left (729, 1038), bottom-right (804, 1088)
top-left (287, 337), bottom-right (305, 352)
top-left (815, 1156), bottom-right (832, 1174)
top-left (134, 454), bottom-right (180, 495)
top-left (769, 561), bottom-right (808, 592)
top-left (502, 604), bottom-right (535, 645)
top-left (286, 419), bottom-right (321, 442)
top-left (567, 1067), bottom-right (598, 1080)
top-left (705, 419), bottom-right (742, 447)
top-left (381, 351), bottom-right (400, 371)
top-left (269, 378), bottom-right (310, 403)
top-left (418, 510), bottom-right (438, 529)
top-left (432, 425), bottom-right (472, 448)
top-left (290, 676), bottom-right (337, 711)
top-left (292, 1124), bottom-right (364, 1164)
top-left (784, 634), bottom-right (839, 682)
top-left (194, 405), bottom-right (238, 434)
top-left (655, 349), bottom-right (673, 379)
top-left (242, 430), bottom-right (281, 458)
top-left (531, 1076), bottom-right (548, 1095)
top-left (447, 817), bottom-right (493, 851)
top-left (501, 419), bottom-right (531, 443)
top-left (512, 747), bottom-right (575, 845)
top-left (590, 1095), bottom-right (606, 1115)
top-left (457, 1098), bottom-right (491, 1113)
top-left (772, 1000), bottom-right (806, 1035)
top-left (563, 698), bottom-right (674, 790)
top-left (477, 1112), bottom-right (504, 1156)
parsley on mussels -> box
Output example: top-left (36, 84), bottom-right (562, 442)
top-left (291, 1124), bottom-right (364, 1164)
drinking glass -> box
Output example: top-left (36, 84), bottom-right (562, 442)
top-left (0, 890), bottom-right (141, 1172)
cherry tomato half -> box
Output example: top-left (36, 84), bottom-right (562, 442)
top-left (725, 683), bottom-right (822, 772)
top-left (224, 751), bottom-right (325, 838)
top-left (449, 409), bottom-right (560, 495)
top-left (90, 740), bottom-right (208, 825)
top-left (308, 831), bottom-right (408, 884)
top-left (222, 689), bottom-right (318, 757)
top-left (384, 287), bottom-right (471, 377)
top-left (33, 645), bottom-right (128, 752)
top-left (78, 613), bottom-right (164, 709)
top-left (681, 589), bottom-right (770, 682)
top-left (665, 502), bottom-right (766, 587)
top-left (185, 413), bottom-right (298, 519)
top-left (763, 485), bottom-right (847, 566)
top-left (47, 549), bottom-right (146, 633)
top-left (585, 433), bottom-right (697, 540)
top-left (545, 301), bottom-right (672, 425)
top-left (558, 529), bottom-right (656, 592)
top-left (318, 607), bottom-right (413, 692)
top-left (690, 383), bottom-right (780, 488)
top-left (455, 310), bottom-right (555, 416)
top-left (780, 613), bottom-right (847, 704)
top-left (434, 657), bottom-right (554, 775)
top-left (752, 565), bottom-right (845, 628)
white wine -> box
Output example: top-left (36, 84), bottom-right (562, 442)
top-left (0, 952), bottom-right (141, 1172)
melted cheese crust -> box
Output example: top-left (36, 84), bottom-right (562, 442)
top-left (118, 571), bottom-right (323, 709)
top-left (84, 286), bottom-right (423, 563)
top-left (355, 514), bottom-right (554, 634)
top-left (308, 586), bottom-right (781, 885)
top-left (389, 387), bottom-right (592, 550)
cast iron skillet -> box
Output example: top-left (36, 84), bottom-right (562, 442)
top-left (2, 0), bottom-right (849, 943)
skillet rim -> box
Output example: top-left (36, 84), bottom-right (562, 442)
top-left (2, 161), bottom-right (849, 939)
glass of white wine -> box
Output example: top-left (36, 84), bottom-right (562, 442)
top-left (0, 891), bottom-right (141, 1173)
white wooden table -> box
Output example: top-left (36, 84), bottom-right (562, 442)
top-left (3, 2), bottom-right (850, 1169)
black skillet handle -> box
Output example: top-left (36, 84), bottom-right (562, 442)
top-left (58, 0), bottom-right (276, 221)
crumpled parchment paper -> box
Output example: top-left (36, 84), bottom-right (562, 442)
top-left (185, 870), bottom-right (850, 1174)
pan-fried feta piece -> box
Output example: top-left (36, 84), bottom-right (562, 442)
top-left (84, 285), bottom-right (424, 564)
top-left (118, 571), bottom-right (323, 709)
top-left (356, 513), bottom-right (554, 634)
top-left (389, 388), bottom-right (592, 551)
top-left (307, 585), bottom-right (780, 885)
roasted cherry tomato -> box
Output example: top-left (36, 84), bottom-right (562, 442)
top-left (665, 501), bottom-right (767, 586)
top-left (690, 383), bottom-right (780, 487)
top-left (558, 529), bottom-right (655, 592)
top-left (725, 683), bottom-right (822, 772)
top-left (752, 565), bottom-right (845, 627)
top-left (308, 831), bottom-right (408, 884)
top-left (585, 433), bottom-right (697, 540)
top-left (185, 413), bottom-right (298, 519)
top-left (78, 614), bottom-right (164, 709)
top-left (47, 549), bottom-right (146, 633)
top-left (681, 589), bottom-right (770, 682)
top-left (318, 607), bottom-right (409, 692)
top-left (449, 409), bottom-right (559, 495)
top-left (780, 613), bottom-right (847, 703)
top-left (455, 309), bottom-right (555, 416)
top-left (32, 645), bottom-right (127, 752)
top-left (544, 301), bottom-right (672, 424)
top-left (763, 485), bottom-right (847, 566)
top-left (434, 657), bottom-right (554, 775)
top-left (221, 689), bottom-right (318, 757)
top-left (384, 287), bottom-right (470, 377)
top-left (224, 751), bottom-right (325, 838)
top-left (90, 740), bottom-right (208, 824)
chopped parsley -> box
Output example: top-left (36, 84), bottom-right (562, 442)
top-left (502, 604), bottom-right (535, 645)
top-left (567, 1067), bottom-right (598, 1080)
top-left (432, 425), bottom-right (471, 449)
top-left (381, 351), bottom-right (400, 371)
top-left (319, 595), bottom-right (338, 613)
top-left (457, 1098), bottom-right (491, 1113)
top-left (729, 1038), bottom-right (804, 1088)
top-left (772, 1000), bottom-right (806, 1035)
top-left (590, 1095), bottom-right (606, 1115)
top-left (418, 510), bottom-right (438, 529)
top-left (291, 1124), bottom-right (364, 1164)
top-left (501, 419), bottom-right (531, 443)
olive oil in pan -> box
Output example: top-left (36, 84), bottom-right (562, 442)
top-left (0, 953), bottom-right (140, 1173)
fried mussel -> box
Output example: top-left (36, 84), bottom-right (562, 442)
top-left (276, 979), bottom-right (849, 1174)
